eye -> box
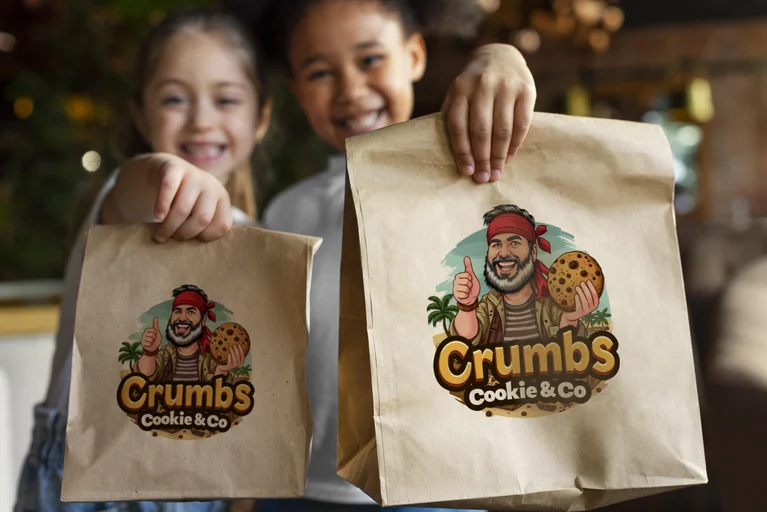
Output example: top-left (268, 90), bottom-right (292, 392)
top-left (360, 54), bottom-right (384, 68)
top-left (217, 97), bottom-right (242, 106)
top-left (161, 95), bottom-right (186, 106)
top-left (308, 69), bottom-right (333, 81)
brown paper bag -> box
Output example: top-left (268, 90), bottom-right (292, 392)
top-left (338, 112), bottom-right (707, 510)
top-left (62, 224), bottom-right (320, 502)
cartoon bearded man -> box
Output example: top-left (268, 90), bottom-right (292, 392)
top-left (450, 205), bottom-right (599, 346)
top-left (135, 285), bottom-right (245, 382)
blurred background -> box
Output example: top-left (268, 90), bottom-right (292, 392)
top-left (2, 0), bottom-right (766, 510)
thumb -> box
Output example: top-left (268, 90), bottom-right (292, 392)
top-left (153, 317), bottom-right (159, 331)
top-left (463, 256), bottom-right (476, 277)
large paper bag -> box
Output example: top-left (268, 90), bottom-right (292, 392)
top-left (338, 112), bottom-right (707, 510)
top-left (62, 225), bottom-right (320, 502)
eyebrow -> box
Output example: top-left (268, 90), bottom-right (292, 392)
top-left (299, 40), bottom-right (383, 70)
top-left (490, 235), bottom-right (523, 244)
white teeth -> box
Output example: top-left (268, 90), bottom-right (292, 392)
top-left (183, 145), bottom-right (223, 158)
top-left (346, 112), bottom-right (379, 131)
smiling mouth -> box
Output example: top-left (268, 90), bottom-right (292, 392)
top-left (180, 143), bottom-right (225, 163)
top-left (335, 110), bottom-right (384, 134)
top-left (174, 323), bottom-right (192, 335)
top-left (496, 261), bottom-right (517, 275)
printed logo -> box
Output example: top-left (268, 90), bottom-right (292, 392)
top-left (116, 284), bottom-right (254, 439)
top-left (429, 204), bottom-right (619, 417)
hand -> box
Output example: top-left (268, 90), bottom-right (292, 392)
top-left (442, 44), bottom-right (536, 183)
top-left (215, 344), bottom-right (246, 375)
top-left (112, 153), bottom-right (233, 243)
top-left (141, 317), bottom-right (162, 355)
top-left (562, 281), bottom-right (600, 323)
top-left (146, 154), bottom-right (233, 243)
top-left (453, 257), bottom-right (481, 307)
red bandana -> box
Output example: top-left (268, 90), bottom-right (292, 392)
top-left (486, 213), bottom-right (551, 299)
top-left (172, 291), bottom-right (216, 353)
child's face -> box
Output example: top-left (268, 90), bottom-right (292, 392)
top-left (288, 0), bottom-right (426, 151)
top-left (133, 32), bottom-right (268, 181)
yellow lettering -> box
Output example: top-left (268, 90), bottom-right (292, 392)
top-left (233, 383), bottom-right (254, 415)
top-left (148, 384), bottom-right (163, 408)
top-left (591, 335), bottom-right (616, 377)
top-left (523, 342), bottom-right (563, 376)
top-left (164, 384), bottom-right (184, 408)
top-left (436, 340), bottom-right (473, 389)
top-left (472, 348), bottom-right (494, 383)
top-left (185, 384), bottom-right (214, 408)
top-left (215, 377), bottom-right (233, 410)
top-left (493, 345), bottom-right (521, 378)
top-left (563, 329), bottom-right (590, 374)
top-left (118, 374), bottom-right (147, 414)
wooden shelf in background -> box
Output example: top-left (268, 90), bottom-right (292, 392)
top-left (0, 305), bottom-right (59, 335)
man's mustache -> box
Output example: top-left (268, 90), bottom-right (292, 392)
top-left (491, 255), bottom-right (521, 266)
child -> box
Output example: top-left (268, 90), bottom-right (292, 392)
top-left (245, 1), bottom-right (536, 510)
top-left (15, 8), bottom-right (271, 512)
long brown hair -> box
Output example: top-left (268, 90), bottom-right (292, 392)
top-left (121, 8), bottom-right (268, 219)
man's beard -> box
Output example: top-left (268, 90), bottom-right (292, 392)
top-left (484, 253), bottom-right (536, 295)
top-left (166, 319), bottom-right (203, 348)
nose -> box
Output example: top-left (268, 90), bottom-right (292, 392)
top-left (336, 66), bottom-right (367, 104)
top-left (499, 244), bottom-right (512, 258)
top-left (190, 98), bottom-right (217, 131)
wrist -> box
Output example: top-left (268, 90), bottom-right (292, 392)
top-left (142, 346), bottom-right (158, 357)
top-left (458, 299), bottom-right (479, 312)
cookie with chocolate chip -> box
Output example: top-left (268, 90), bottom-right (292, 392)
top-left (210, 323), bottom-right (250, 365)
top-left (547, 251), bottom-right (604, 312)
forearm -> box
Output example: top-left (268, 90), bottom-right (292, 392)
top-left (136, 355), bottom-right (156, 377)
top-left (454, 310), bottom-right (479, 340)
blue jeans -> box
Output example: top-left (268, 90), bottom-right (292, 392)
top-left (16, 404), bottom-right (480, 512)
top-left (14, 403), bottom-right (227, 512)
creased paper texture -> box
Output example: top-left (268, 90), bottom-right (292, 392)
top-left (62, 225), bottom-right (320, 502)
top-left (338, 112), bottom-right (707, 510)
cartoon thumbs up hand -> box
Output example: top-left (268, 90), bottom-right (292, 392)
top-left (141, 317), bottom-right (162, 356)
top-left (453, 256), bottom-right (480, 306)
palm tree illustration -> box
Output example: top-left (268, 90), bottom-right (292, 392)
top-left (582, 311), bottom-right (598, 327)
top-left (231, 364), bottom-right (252, 377)
top-left (593, 308), bottom-right (612, 328)
top-left (118, 341), bottom-right (143, 371)
top-left (427, 294), bottom-right (459, 335)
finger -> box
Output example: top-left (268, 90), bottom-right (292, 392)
top-left (489, 90), bottom-right (513, 181)
top-left (454, 284), bottom-right (470, 296)
top-left (153, 317), bottom-right (159, 331)
top-left (575, 285), bottom-right (588, 314)
top-left (455, 292), bottom-right (468, 301)
top-left (586, 279), bottom-right (598, 297)
top-left (573, 293), bottom-right (583, 315)
top-left (198, 198), bottom-right (233, 242)
top-left (149, 160), bottom-right (183, 222)
top-left (463, 256), bottom-right (475, 276)
top-left (155, 178), bottom-right (200, 243)
top-left (172, 191), bottom-right (218, 241)
top-left (445, 92), bottom-right (474, 177)
top-left (469, 85), bottom-right (494, 182)
top-left (507, 84), bottom-right (535, 159)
